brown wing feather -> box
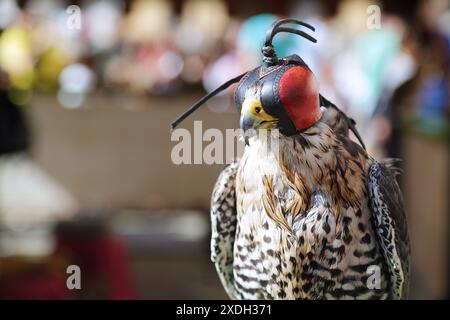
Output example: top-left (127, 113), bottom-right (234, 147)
top-left (210, 161), bottom-right (240, 299)
top-left (368, 160), bottom-right (411, 299)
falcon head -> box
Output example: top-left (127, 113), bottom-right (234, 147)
top-left (170, 19), bottom-right (321, 135)
top-left (235, 58), bottom-right (322, 138)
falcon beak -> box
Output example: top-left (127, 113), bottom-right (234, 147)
top-left (240, 98), bottom-right (277, 133)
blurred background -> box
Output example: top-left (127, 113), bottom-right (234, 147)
top-left (0, 0), bottom-right (448, 299)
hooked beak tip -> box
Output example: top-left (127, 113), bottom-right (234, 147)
top-left (244, 135), bottom-right (250, 146)
top-left (240, 113), bottom-right (255, 133)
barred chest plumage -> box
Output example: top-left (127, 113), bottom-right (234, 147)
top-left (232, 126), bottom-right (389, 299)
